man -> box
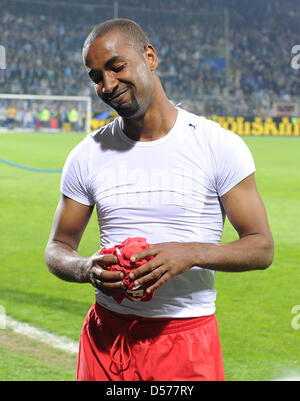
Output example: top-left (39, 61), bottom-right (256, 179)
top-left (45, 18), bottom-right (274, 381)
top-left (5, 102), bottom-right (16, 129)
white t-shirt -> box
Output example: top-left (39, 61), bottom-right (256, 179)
top-left (61, 107), bottom-right (255, 317)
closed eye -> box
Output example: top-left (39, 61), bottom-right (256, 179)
top-left (88, 63), bottom-right (126, 84)
top-left (113, 63), bottom-right (127, 72)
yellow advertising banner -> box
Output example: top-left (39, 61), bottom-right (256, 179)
top-left (207, 116), bottom-right (300, 136)
top-left (90, 112), bottom-right (300, 136)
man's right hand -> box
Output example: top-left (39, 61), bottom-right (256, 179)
top-left (88, 254), bottom-right (126, 297)
top-left (45, 196), bottom-right (126, 298)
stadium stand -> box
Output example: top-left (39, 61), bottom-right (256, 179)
top-left (0, 0), bottom-right (299, 120)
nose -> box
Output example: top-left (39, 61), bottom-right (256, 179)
top-left (101, 71), bottom-right (118, 95)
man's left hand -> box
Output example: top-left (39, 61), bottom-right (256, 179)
top-left (129, 242), bottom-right (198, 294)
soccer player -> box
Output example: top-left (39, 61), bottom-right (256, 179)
top-left (45, 19), bottom-right (274, 381)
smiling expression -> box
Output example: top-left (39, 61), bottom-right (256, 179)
top-left (84, 29), bottom-right (157, 119)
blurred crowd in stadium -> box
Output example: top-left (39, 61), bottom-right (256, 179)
top-left (0, 0), bottom-right (299, 128)
top-left (0, 99), bottom-right (86, 131)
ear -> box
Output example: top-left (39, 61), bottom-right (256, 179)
top-left (143, 44), bottom-right (158, 72)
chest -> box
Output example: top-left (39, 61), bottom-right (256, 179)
top-left (90, 143), bottom-right (215, 212)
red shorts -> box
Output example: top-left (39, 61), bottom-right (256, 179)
top-left (76, 303), bottom-right (225, 381)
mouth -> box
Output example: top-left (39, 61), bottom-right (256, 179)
top-left (108, 87), bottom-right (130, 103)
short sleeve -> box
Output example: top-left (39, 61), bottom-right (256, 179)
top-left (60, 139), bottom-right (95, 206)
top-left (213, 127), bottom-right (256, 197)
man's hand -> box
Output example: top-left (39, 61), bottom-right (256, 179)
top-left (89, 253), bottom-right (126, 297)
top-left (128, 242), bottom-right (197, 294)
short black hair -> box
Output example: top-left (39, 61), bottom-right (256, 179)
top-left (83, 18), bottom-right (150, 57)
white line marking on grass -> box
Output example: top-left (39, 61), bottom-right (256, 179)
top-left (5, 316), bottom-right (79, 354)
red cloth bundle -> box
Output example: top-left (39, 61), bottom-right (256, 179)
top-left (99, 237), bottom-right (155, 303)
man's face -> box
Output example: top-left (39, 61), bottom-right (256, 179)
top-left (84, 30), bottom-right (155, 118)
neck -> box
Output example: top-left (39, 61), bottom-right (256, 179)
top-left (121, 87), bottom-right (178, 142)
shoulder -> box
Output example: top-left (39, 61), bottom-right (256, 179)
top-left (178, 108), bottom-right (255, 186)
top-left (89, 117), bottom-right (126, 151)
top-left (67, 117), bottom-right (119, 160)
top-left (178, 107), bottom-right (219, 139)
top-left (179, 108), bottom-right (249, 151)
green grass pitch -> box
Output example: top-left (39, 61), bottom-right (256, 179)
top-left (0, 131), bottom-right (300, 381)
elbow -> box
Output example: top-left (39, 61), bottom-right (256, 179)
top-left (44, 247), bottom-right (52, 273)
top-left (258, 235), bottom-right (274, 270)
top-left (44, 241), bottom-right (56, 274)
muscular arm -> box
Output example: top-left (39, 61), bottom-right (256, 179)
top-left (191, 173), bottom-right (274, 272)
top-left (45, 195), bottom-right (95, 283)
top-left (129, 174), bottom-right (274, 292)
top-left (45, 195), bottom-right (124, 295)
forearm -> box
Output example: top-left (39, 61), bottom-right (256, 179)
top-left (191, 233), bottom-right (274, 272)
top-left (45, 240), bottom-right (91, 283)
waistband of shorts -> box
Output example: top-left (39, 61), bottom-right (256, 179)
top-left (94, 302), bottom-right (214, 337)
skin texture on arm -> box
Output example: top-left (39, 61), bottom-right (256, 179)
top-left (45, 195), bottom-right (95, 283)
top-left (128, 174), bottom-right (274, 294)
top-left (45, 195), bottom-right (125, 296)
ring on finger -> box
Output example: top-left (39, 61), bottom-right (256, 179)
top-left (95, 278), bottom-right (103, 288)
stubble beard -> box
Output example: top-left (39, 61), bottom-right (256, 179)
top-left (114, 93), bottom-right (140, 118)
